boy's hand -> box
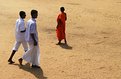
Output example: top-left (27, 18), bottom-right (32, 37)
top-left (34, 41), bottom-right (37, 46)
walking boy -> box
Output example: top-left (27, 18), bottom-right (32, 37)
top-left (8, 11), bottom-right (28, 64)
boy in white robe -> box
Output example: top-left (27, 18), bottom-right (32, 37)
top-left (8, 11), bottom-right (28, 64)
top-left (19, 10), bottom-right (40, 68)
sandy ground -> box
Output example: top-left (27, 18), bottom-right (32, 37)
top-left (1, 0), bottom-right (121, 79)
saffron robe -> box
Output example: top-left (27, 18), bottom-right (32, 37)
top-left (56, 12), bottom-right (67, 41)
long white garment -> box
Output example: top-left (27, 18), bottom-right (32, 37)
top-left (22, 18), bottom-right (40, 66)
top-left (22, 42), bottom-right (40, 66)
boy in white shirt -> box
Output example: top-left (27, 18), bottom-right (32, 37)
top-left (8, 11), bottom-right (28, 64)
top-left (19, 10), bottom-right (40, 68)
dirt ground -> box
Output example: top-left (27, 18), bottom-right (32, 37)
top-left (1, 0), bottom-right (121, 79)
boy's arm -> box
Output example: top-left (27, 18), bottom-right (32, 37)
top-left (56, 19), bottom-right (61, 29)
top-left (20, 22), bottom-right (26, 33)
top-left (65, 13), bottom-right (67, 21)
top-left (31, 33), bottom-right (37, 46)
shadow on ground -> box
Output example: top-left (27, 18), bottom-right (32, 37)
top-left (13, 63), bottom-right (47, 79)
top-left (58, 43), bottom-right (72, 50)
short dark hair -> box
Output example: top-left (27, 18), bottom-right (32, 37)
top-left (60, 7), bottom-right (65, 12)
top-left (19, 11), bottom-right (25, 18)
top-left (31, 9), bottom-right (38, 16)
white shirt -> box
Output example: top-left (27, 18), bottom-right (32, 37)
top-left (25, 18), bottom-right (38, 42)
top-left (15, 18), bottom-right (26, 42)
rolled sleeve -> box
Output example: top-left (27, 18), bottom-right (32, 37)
top-left (30, 23), bottom-right (36, 33)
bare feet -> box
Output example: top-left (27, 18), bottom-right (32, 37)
top-left (8, 59), bottom-right (15, 64)
top-left (32, 65), bottom-right (40, 68)
top-left (56, 42), bottom-right (61, 45)
top-left (18, 58), bottom-right (23, 66)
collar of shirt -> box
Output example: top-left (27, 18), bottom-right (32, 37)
top-left (31, 18), bottom-right (36, 22)
top-left (19, 17), bottom-right (24, 21)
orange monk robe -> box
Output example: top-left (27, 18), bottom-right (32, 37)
top-left (56, 12), bottom-right (67, 41)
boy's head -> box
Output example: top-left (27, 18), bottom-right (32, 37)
top-left (60, 7), bottom-right (65, 12)
top-left (31, 9), bottom-right (38, 19)
top-left (19, 11), bottom-right (26, 19)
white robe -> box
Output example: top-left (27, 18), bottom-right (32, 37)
top-left (22, 42), bottom-right (40, 66)
top-left (22, 18), bottom-right (40, 66)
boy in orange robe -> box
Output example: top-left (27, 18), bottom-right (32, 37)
top-left (56, 7), bottom-right (67, 45)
